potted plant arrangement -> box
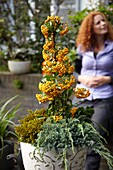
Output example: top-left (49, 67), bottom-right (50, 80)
top-left (15, 16), bottom-right (113, 170)
top-left (8, 47), bottom-right (33, 74)
top-left (0, 95), bottom-right (21, 170)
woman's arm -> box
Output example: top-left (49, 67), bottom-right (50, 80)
top-left (78, 75), bottom-right (112, 88)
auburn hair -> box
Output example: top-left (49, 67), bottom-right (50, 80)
top-left (76, 11), bottom-right (113, 52)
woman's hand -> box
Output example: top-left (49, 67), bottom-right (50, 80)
top-left (78, 75), bottom-right (111, 88)
top-left (94, 76), bottom-right (111, 87)
top-left (78, 75), bottom-right (98, 87)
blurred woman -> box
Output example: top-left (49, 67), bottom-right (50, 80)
top-left (73, 11), bottom-right (113, 170)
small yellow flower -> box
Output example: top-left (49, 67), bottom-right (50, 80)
top-left (73, 88), bottom-right (90, 98)
top-left (49, 49), bottom-right (56, 54)
top-left (41, 25), bottom-right (49, 38)
top-left (36, 94), bottom-right (54, 103)
top-left (42, 50), bottom-right (51, 61)
top-left (60, 26), bottom-right (68, 36)
top-left (62, 47), bottom-right (69, 55)
top-left (43, 41), bottom-right (54, 51)
top-left (68, 65), bottom-right (74, 74)
top-left (70, 107), bottom-right (77, 118)
top-left (52, 115), bottom-right (63, 122)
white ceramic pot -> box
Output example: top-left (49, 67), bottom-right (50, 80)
top-left (20, 142), bottom-right (86, 170)
top-left (8, 60), bottom-right (31, 74)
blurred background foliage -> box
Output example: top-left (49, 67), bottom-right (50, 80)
top-left (0, 0), bottom-right (51, 72)
top-left (0, 0), bottom-right (113, 72)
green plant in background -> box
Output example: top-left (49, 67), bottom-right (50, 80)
top-left (0, 50), bottom-right (9, 71)
top-left (11, 48), bottom-right (34, 61)
top-left (13, 79), bottom-right (24, 89)
top-left (0, 95), bottom-right (21, 155)
top-left (0, 17), bottom-right (13, 71)
top-left (68, 8), bottom-right (88, 43)
top-left (98, 4), bottom-right (113, 24)
top-left (0, 0), bottom-right (51, 73)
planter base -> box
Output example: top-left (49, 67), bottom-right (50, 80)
top-left (20, 142), bottom-right (86, 170)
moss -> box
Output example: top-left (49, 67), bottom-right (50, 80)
top-left (15, 108), bottom-right (47, 144)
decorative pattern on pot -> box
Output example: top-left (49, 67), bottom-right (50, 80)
top-left (20, 142), bottom-right (86, 170)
